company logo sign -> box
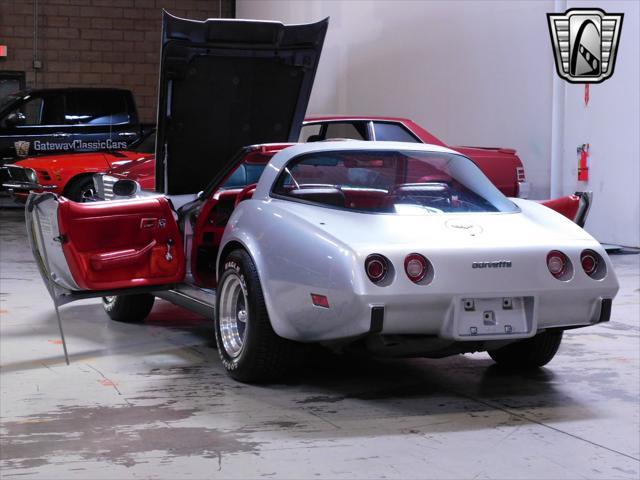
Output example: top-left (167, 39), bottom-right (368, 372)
top-left (547, 8), bottom-right (623, 83)
top-left (32, 139), bottom-right (128, 152)
top-left (14, 141), bottom-right (30, 158)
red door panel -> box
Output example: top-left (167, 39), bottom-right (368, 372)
top-left (57, 197), bottom-right (185, 290)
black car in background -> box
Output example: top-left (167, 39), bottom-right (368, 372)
top-left (0, 88), bottom-right (150, 163)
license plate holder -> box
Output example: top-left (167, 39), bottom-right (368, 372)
top-left (456, 296), bottom-right (533, 338)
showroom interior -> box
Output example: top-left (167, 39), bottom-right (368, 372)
top-left (0, 0), bottom-right (638, 478)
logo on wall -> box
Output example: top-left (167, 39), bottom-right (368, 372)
top-left (547, 8), bottom-right (623, 83)
top-left (14, 141), bottom-right (30, 158)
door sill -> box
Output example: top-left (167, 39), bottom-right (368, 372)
top-left (155, 283), bottom-right (216, 318)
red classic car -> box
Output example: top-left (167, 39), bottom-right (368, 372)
top-left (0, 129), bottom-right (155, 202)
top-left (301, 116), bottom-right (530, 198)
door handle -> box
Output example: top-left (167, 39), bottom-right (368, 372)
top-left (140, 218), bottom-right (157, 229)
top-left (53, 132), bottom-right (71, 138)
top-left (118, 132), bottom-right (137, 137)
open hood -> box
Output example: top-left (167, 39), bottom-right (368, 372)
top-left (156, 12), bottom-right (328, 195)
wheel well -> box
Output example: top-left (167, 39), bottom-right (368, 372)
top-left (63, 173), bottom-right (95, 197)
top-left (217, 241), bottom-right (247, 278)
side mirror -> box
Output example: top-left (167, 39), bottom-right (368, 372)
top-left (5, 112), bottom-right (26, 127)
top-left (112, 179), bottom-right (140, 197)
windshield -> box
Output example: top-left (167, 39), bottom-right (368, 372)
top-left (272, 150), bottom-right (518, 214)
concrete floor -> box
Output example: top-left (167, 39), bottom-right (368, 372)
top-left (1, 207), bottom-right (639, 480)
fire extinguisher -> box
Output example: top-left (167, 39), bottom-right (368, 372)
top-left (577, 144), bottom-right (589, 182)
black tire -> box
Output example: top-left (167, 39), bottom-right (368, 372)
top-left (102, 294), bottom-right (155, 323)
top-left (488, 330), bottom-right (563, 369)
top-left (65, 176), bottom-right (96, 202)
top-left (215, 249), bottom-right (294, 382)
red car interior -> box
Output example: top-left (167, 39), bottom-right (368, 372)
top-left (57, 197), bottom-right (185, 290)
top-left (189, 146), bottom-right (287, 288)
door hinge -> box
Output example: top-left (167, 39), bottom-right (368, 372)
top-left (53, 234), bottom-right (67, 244)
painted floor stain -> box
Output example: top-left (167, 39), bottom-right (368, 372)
top-left (0, 403), bottom-right (259, 470)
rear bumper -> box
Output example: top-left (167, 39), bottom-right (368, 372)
top-left (276, 286), bottom-right (616, 345)
top-left (366, 290), bottom-right (611, 338)
top-left (517, 181), bottom-right (531, 198)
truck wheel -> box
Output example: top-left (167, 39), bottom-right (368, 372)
top-left (488, 330), bottom-right (563, 369)
top-left (215, 249), bottom-right (294, 382)
top-left (65, 176), bottom-right (97, 202)
top-left (102, 295), bottom-right (155, 323)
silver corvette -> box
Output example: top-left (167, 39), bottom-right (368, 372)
top-left (26, 140), bottom-right (619, 382)
top-left (24, 14), bottom-right (618, 382)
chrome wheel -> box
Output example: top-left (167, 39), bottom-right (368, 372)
top-left (218, 273), bottom-right (248, 358)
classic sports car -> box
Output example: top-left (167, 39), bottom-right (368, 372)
top-left (27, 140), bottom-right (619, 381)
top-left (0, 129), bottom-right (155, 202)
top-left (25, 14), bottom-right (617, 382)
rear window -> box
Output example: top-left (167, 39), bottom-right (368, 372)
top-left (65, 91), bottom-right (131, 125)
top-left (273, 150), bottom-right (518, 214)
top-left (373, 122), bottom-right (420, 142)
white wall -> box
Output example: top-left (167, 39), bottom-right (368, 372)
top-left (560, 1), bottom-right (640, 247)
top-left (238, 0), bottom-right (640, 246)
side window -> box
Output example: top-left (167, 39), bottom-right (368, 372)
top-left (325, 122), bottom-right (366, 140)
top-left (66, 91), bottom-right (130, 125)
top-left (222, 164), bottom-right (247, 188)
top-left (5, 95), bottom-right (64, 126)
top-left (245, 164), bottom-right (266, 184)
top-left (373, 122), bottom-right (420, 143)
top-left (299, 124), bottom-right (321, 142)
top-left (21, 97), bottom-right (44, 125)
top-left (40, 95), bottom-right (65, 125)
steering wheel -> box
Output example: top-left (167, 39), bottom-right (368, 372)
top-left (234, 183), bottom-right (258, 208)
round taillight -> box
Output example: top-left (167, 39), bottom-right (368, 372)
top-left (581, 250), bottom-right (599, 276)
top-left (547, 250), bottom-right (568, 278)
top-left (365, 254), bottom-right (388, 283)
top-left (404, 253), bottom-right (428, 283)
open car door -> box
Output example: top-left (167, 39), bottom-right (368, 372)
top-left (26, 192), bottom-right (185, 305)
